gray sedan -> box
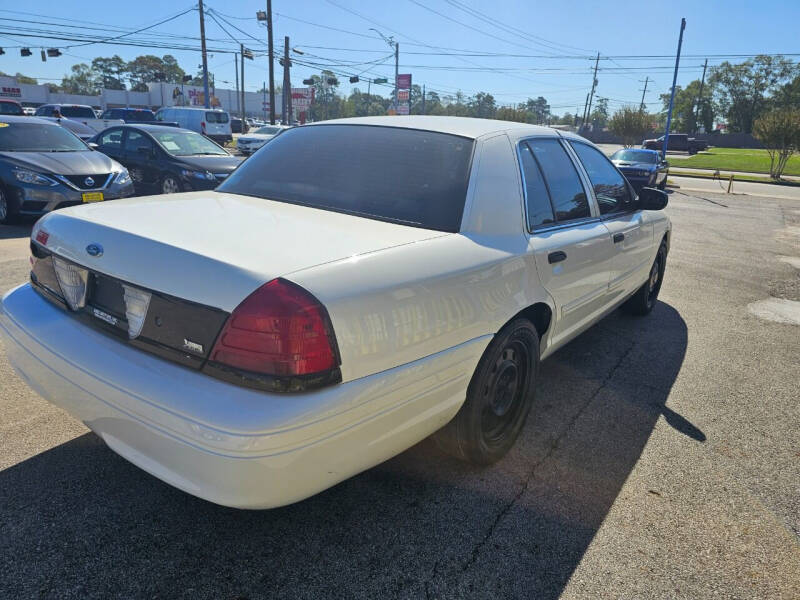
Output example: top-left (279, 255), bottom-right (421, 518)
top-left (0, 116), bottom-right (134, 224)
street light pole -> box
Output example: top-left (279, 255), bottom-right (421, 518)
top-left (267, 0), bottom-right (275, 124)
top-left (394, 42), bottom-right (399, 111)
top-left (197, 0), bottom-right (210, 108)
top-left (663, 18), bottom-right (687, 159)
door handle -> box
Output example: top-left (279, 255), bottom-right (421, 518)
top-left (613, 233), bottom-right (625, 244)
top-left (548, 251), bottom-right (567, 264)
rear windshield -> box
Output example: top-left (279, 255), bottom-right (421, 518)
top-left (60, 106), bottom-right (96, 119)
top-left (0, 102), bottom-right (24, 116)
top-left (0, 122), bottom-right (88, 152)
top-left (218, 124), bottom-right (474, 232)
top-left (205, 111), bottom-right (229, 123)
top-left (255, 126), bottom-right (281, 135)
top-left (124, 110), bottom-right (156, 122)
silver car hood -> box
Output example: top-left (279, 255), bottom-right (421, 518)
top-left (1, 150), bottom-right (119, 175)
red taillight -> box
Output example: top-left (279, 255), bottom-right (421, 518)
top-left (200, 121), bottom-right (206, 133)
top-left (209, 279), bottom-right (339, 378)
top-left (35, 230), bottom-right (49, 245)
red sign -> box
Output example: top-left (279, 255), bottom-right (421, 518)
top-left (397, 89), bottom-right (410, 102)
top-left (396, 74), bottom-right (411, 89)
top-left (0, 86), bottom-right (22, 98)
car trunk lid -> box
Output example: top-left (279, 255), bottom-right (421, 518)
top-left (33, 191), bottom-right (448, 312)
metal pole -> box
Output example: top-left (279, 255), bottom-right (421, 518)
top-left (283, 36), bottom-right (291, 123)
top-left (663, 18), bottom-right (687, 159)
top-left (365, 78), bottom-right (371, 116)
top-left (234, 51), bottom-right (240, 115)
top-left (267, 0), bottom-right (275, 124)
top-left (585, 52), bottom-right (600, 128)
top-left (639, 76), bottom-right (649, 112)
top-left (692, 58), bottom-right (708, 134)
top-left (198, 0), bottom-right (210, 108)
top-left (263, 81), bottom-right (266, 122)
top-left (240, 44), bottom-right (245, 129)
top-left (394, 42), bottom-right (399, 110)
top-left (421, 84), bottom-right (425, 115)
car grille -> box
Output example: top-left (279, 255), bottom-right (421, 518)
top-left (61, 174), bottom-right (111, 190)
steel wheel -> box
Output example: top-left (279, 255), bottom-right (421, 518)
top-left (433, 318), bottom-right (539, 464)
top-left (480, 341), bottom-right (531, 450)
top-left (161, 176), bottom-right (181, 195)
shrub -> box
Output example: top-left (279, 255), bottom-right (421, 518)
top-left (609, 107), bottom-right (652, 148)
top-left (753, 108), bottom-right (800, 179)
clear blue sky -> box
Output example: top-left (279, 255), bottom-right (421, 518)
top-left (1, 0), bottom-right (797, 115)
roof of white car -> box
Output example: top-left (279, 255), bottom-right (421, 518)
top-left (310, 116), bottom-right (573, 140)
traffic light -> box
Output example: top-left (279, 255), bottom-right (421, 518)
top-left (242, 48), bottom-right (254, 60)
top-left (41, 50), bottom-right (47, 62)
top-left (302, 78), bottom-right (314, 85)
top-left (183, 75), bottom-right (193, 83)
top-left (20, 48), bottom-right (32, 57)
top-left (46, 48), bottom-right (61, 57)
top-left (326, 77), bottom-right (338, 86)
top-left (349, 76), bottom-right (359, 83)
top-left (256, 10), bottom-right (267, 21)
top-left (0, 48), bottom-right (5, 56)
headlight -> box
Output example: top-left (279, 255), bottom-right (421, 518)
top-left (180, 169), bottom-right (215, 181)
top-left (14, 169), bottom-right (58, 186)
top-left (639, 170), bottom-right (651, 177)
top-left (115, 169), bottom-right (131, 186)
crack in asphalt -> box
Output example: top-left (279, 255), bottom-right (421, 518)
top-left (423, 340), bottom-right (638, 595)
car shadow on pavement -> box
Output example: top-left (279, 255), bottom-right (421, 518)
top-left (0, 301), bottom-right (693, 600)
top-left (0, 221), bottom-right (34, 240)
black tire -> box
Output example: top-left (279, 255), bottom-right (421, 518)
top-left (658, 177), bottom-right (667, 190)
top-left (161, 175), bottom-right (183, 195)
top-left (0, 185), bottom-right (13, 225)
top-left (622, 241), bottom-right (667, 316)
top-left (433, 318), bottom-right (540, 465)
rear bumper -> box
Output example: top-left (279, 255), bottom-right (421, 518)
top-left (0, 283), bottom-right (486, 509)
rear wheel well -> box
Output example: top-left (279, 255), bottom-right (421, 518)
top-left (511, 302), bottom-right (552, 340)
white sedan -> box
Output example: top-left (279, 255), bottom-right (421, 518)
top-left (236, 124), bottom-right (291, 155)
top-left (0, 116), bottom-right (671, 509)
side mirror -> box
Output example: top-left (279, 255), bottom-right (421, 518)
top-left (88, 142), bottom-right (99, 150)
top-left (639, 187), bottom-right (668, 211)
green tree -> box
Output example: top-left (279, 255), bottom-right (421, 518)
top-left (92, 55), bottom-right (127, 90)
top-left (496, 106), bottom-right (528, 123)
top-left (752, 108), bottom-right (800, 179)
top-left (659, 80), bottom-right (715, 134)
top-left (469, 92), bottom-right (497, 119)
top-left (609, 106), bottom-right (653, 147)
top-left (60, 63), bottom-right (98, 95)
top-left (590, 97), bottom-right (609, 128)
top-left (522, 96), bottom-right (550, 124)
top-left (127, 55), bottom-right (186, 91)
top-left (708, 55), bottom-right (798, 133)
top-left (772, 74), bottom-right (800, 110)
top-left (308, 71), bottom-right (342, 121)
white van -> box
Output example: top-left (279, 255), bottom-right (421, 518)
top-left (154, 107), bottom-right (232, 145)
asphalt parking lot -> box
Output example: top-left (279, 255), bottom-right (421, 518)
top-left (1, 187), bottom-right (799, 599)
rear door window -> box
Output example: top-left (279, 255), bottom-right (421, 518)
top-left (205, 112), bottom-right (229, 123)
top-left (123, 130), bottom-right (154, 154)
top-left (570, 141), bottom-right (634, 215)
top-left (60, 106), bottom-right (96, 119)
top-left (526, 138), bottom-right (590, 222)
top-left (519, 142), bottom-right (555, 229)
top-left (97, 128), bottom-right (123, 150)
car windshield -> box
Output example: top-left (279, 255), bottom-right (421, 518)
top-left (60, 106), bottom-right (97, 119)
top-left (150, 129), bottom-right (228, 156)
top-left (0, 121), bottom-right (88, 152)
top-left (0, 102), bottom-right (24, 116)
top-left (205, 111), bottom-right (229, 123)
top-left (255, 126), bottom-right (281, 135)
top-left (218, 124), bottom-right (475, 232)
top-left (611, 150), bottom-right (658, 164)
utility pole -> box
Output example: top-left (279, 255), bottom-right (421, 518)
top-left (234, 51), bottom-right (240, 117)
top-left (197, 0), bottom-right (210, 108)
top-left (663, 18), bottom-right (687, 159)
top-left (584, 52), bottom-right (600, 129)
top-left (581, 92), bottom-right (590, 128)
top-left (421, 84), bottom-right (426, 115)
top-left (639, 76), bottom-right (649, 112)
top-left (240, 44), bottom-right (245, 129)
top-left (692, 58), bottom-right (708, 134)
top-left (283, 36), bottom-right (292, 124)
top-left (394, 42), bottom-right (399, 111)
top-left (267, 0), bottom-right (275, 124)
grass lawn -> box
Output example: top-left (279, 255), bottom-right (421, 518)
top-left (673, 147), bottom-right (800, 176)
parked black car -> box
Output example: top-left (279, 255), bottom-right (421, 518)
top-left (610, 148), bottom-right (669, 191)
top-left (90, 124), bottom-right (243, 195)
top-left (642, 133), bottom-right (708, 154)
top-left (0, 116), bottom-right (134, 224)
top-left (231, 117), bottom-right (249, 134)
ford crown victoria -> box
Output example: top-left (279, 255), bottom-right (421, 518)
top-left (0, 116), bottom-right (670, 509)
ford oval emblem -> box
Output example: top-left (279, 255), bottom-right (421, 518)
top-left (84, 177), bottom-right (95, 187)
top-left (86, 243), bottom-right (103, 257)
